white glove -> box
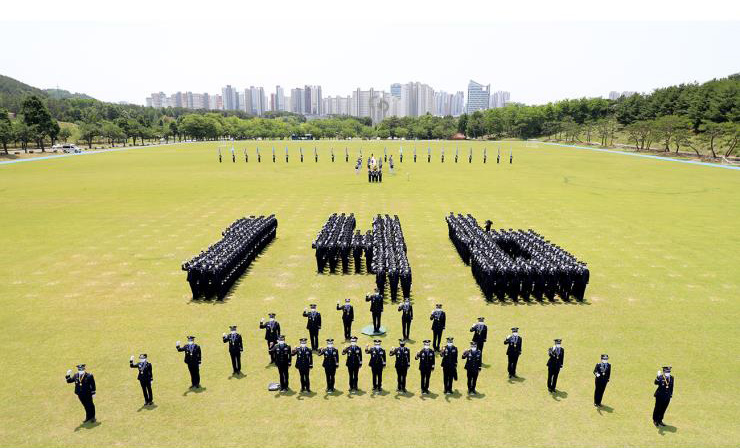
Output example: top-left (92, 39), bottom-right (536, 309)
top-left (130, 356), bottom-right (135, 362)
top-left (66, 369), bottom-right (72, 376)
top-left (222, 333), bottom-right (226, 337)
top-left (595, 373), bottom-right (600, 377)
top-left (176, 340), bottom-right (181, 346)
top-left (657, 370), bottom-right (662, 376)
top-left (260, 317), bottom-right (265, 322)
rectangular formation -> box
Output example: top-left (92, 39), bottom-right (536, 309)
top-left (182, 215), bottom-right (278, 300)
top-left (312, 213), bottom-right (412, 300)
top-left (446, 213), bottom-right (589, 302)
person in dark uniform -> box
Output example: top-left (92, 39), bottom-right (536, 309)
top-left (303, 304), bottom-right (322, 351)
top-left (427, 147), bottom-right (431, 163)
top-left (300, 147), bottom-right (304, 162)
top-left (416, 340), bottom-right (436, 394)
top-left (462, 341), bottom-right (483, 394)
top-left (366, 289), bottom-right (384, 333)
top-left (593, 354), bottom-right (611, 407)
top-left (440, 337), bottom-right (458, 394)
top-left (504, 327), bottom-right (522, 378)
top-left (318, 338), bottom-right (339, 392)
top-left (259, 313), bottom-right (281, 363)
top-left (483, 147), bottom-right (487, 164)
top-left (365, 340), bottom-right (387, 391)
top-left (484, 220), bottom-right (493, 232)
top-left (430, 304), bottom-right (446, 351)
top-left (218, 149), bottom-right (222, 163)
top-left (398, 297), bottom-right (413, 341)
top-left (653, 366), bottom-right (674, 427)
top-left (231, 147), bottom-right (235, 163)
top-left (470, 317), bottom-right (487, 357)
top-left (509, 150), bottom-right (513, 164)
top-left (270, 335), bottom-right (292, 391)
top-left (331, 148), bottom-right (335, 162)
top-left (244, 148), bottom-right (248, 163)
top-left (389, 339), bottom-right (411, 392)
top-left (176, 336), bottom-right (202, 389)
top-left (292, 338), bottom-right (313, 392)
top-left (129, 354), bottom-right (153, 405)
top-left (314, 147), bottom-right (318, 162)
top-left (222, 325), bottom-right (243, 375)
top-left (547, 339), bottom-right (565, 392)
top-left (345, 147), bottom-right (348, 162)
top-left (342, 336), bottom-right (363, 391)
top-left (497, 148), bottom-right (500, 164)
top-left (65, 363), bottom-right (96, 423)
top-left (414, 147), bottom-right (417, 163)
top-left (336, 298), bottom-right (354, 340)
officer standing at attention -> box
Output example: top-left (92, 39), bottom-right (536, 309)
top-left (269, 335), bottom-right (292, 391)
top-left (293, 338), bottom-right (314, 393)
top-left (546, 338), bottom-right (565, 392)
top-left (470, 317), bottom-right (487, 357)
top-left (416, 340), bottom-right (436, 394)
top-left (593, 354), bottom-right (611, 407)
top-left (365, 340), bottom-right (387, 391)
top-left (342, 336), bottom-right (363, 392)
top-left (65, 363), bottom-right (96, 423)
top-left (331, 148), bottom-right (335, 162)
top-left (462, 341), bottom-right (483, 394)
top-left (222, 325), bottom-right (243, 375)
top-left (483, 147), bottom-right (487, 164)
top-left (430, 304), bottom-right (446, 351)
top-left (427, 147), bottom-right (431, 163)
top-left (218, 148), bottom-right (222, 163)
top-left (653, 366), bottom-right (674, 427)
top-left (497, 148), bottom-right (500, 164)
top-left (129, 354), bottom-right (153, 406)
top-left (440, 337), bottom-right (458, 394)
top-left (504, 327), bottom-right (522, 378)
top-left (176, 336), bottom-right (202, 389)
top-left (414, 147), bottom-right (417, 163)
top-left (336, 298), bottom-right (354, 340)
top-left (303, 304), bottom-right (322, 351)
top-left (398, 297), bottom-right (413, 341)
top-left (318, 338), bottom-right (339, 392)
top-left (366, 289), bottom-right (384, 333)
top-left (259, 313), bottom-right (281, 363)
top-left (389, 339), bottom-right (411, 392)
top-left (510, 149), bottom-right (513, 164)
top-left (484, 220), bottom-right (493, 232)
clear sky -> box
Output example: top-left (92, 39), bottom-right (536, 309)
top-left (1, 0), bottom-right (738, 106)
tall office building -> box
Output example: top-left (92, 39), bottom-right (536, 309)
top-left (391, 83), bottom-right (402, 98)
top-left (466, 80), bottom-right (490, 114)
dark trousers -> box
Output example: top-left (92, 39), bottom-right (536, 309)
top-left (443, 367), bottom-right (456, 393)
top-left (139, 380), bottom-right (153, 403)
top-left (476, 340), bottom-right (485, 356)
top-left (547, 367), bottom-right (560, 391)
top-left (401, 319), bottom-right (411, 340)
top-left (78, 394), bottom-right (95, 421)
top-left (432, 330), bottom-right (443, 351)
top-left (371, 367), bottom-right (383, 390)
top-left (298, 367), bottom-right (311, 391)
top-left (594, 379), bottom-right (608, 405)
top-left (348, 366), bottom-right (360, 390)
top-left (325, 367), bottom-right (336, 391)
top-left (396, 366), bottom-right (408, 391)
top-left (420, 368), bottom-right (432, 392)
top-left (653, 396), bottom-right (671, 423)
top-left (277, 364), bottom-right (290, 390)
top-left (507, 354), bottom-right (519, 377)
top-left (342, 320), bottom-right (352, 340)
top-left (230, 350), bottom-right (242, 373)
top-left (309, 330), bottom-right (319, 351)
top-left (267, 340), bottom-right (276, 363)
top-left (467, 369), bottom-right (479, 392)
top-left (187, 363), bottom-right (200, 387)
top-left (372, 312), bottom-right (382, 332)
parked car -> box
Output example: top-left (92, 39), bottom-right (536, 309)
top-left (52, 144), bottom-right (82, 153)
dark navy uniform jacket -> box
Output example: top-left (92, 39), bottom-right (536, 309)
top-left (130, 361), bottom-right (153, 382)
top-left (337, 303), bottom-right (354, 322)
top-left (260, 320), bottom-right (281, 342)
top-left (223, 333), bottom-right (244, 353)
top-left (593, 362), bottom-right (611, 382)
top-left (365, 346), bottom-right (387, 369)
top-left (390, 347), bottom-right (411, 369)
top-left (504, 334), bottom-right (521, 356)
top-left (293, 346), bottom-right (313, 370)
top-left (430, 310), bottom-right (446, 331)
top-left (654, 375), bottom-right (674, 399)
top-left (342, 345), bottom-right (363, 367)
top-left (177, 344), bottom-right (202, 365)
top-left (547, 347), bottom-right (564, 369)
top-left (303, 310), bottom-right (322, 331)
top-left (319, 347), bottom-right (340, 369)
top-left (463, 349), bottom-right (482, 371)
top-left (440, 345), bottom-right (458, 369)
top-left (66, 371), bottom-right (96, 396)
top-left (416, 348), bottom-right (436, 371)
top-left (398, 303), bottom-right (413, 321)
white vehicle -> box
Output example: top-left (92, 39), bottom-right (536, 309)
top-left (52, 144), bottom-right (82, 153)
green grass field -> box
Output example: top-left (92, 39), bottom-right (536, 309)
top-left (1, 140), bottom-right (738, 448)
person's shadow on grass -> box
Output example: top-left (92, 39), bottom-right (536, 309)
top-left (137, 403), bottom-right (158, 412)
top-left (370, 389), bottom-right (390, 398)
top-left (74, 420), bottom-right (101, 432)
top-left (550, 390), bottom-right (568, 401)
top-left (444, 390), bottom-right (462, 402)
top-left (183, 386), bottom-right (207, 396)
top-left (658, 424), bottom-right (678, 435)
top-left (323, 389), bottom-right (344, 400)
top-left (507, 376), bottom-right (526, 384)
top-left (229, 372), bottom-right (246, 380)
top-left (273, 389), bottom-right (296, 398)
top-left (394, 390), bottom-right (415, 399)
top-left (596, 404), bottom-right (614, 415)
top-left (296, 390), bottom-right (317, 400)
top-left (419, 391), bottom-right (439, 400)
top-left (466, 392), bottom-right (486, 400)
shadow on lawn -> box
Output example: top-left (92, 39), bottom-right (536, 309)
top-left (658, 424), bottom-right (678, 435)
top-left (183, 386), bottom-right (207, 396)
top-left (507, 376), bottom-right (526, 384)
top-left (74, 420), bottom-right (102, 432)
top-left (137, 403), bottom-right (158, 412)
top-left (596, 404), bottom-right (614, 415)
top-left (550, 390), bottom-right (568, 401)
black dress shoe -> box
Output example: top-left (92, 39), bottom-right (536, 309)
top-left (658, 422), bottom-right (666, 427)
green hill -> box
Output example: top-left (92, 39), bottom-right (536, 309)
top-left (0, 74), bottom-right (47, 112)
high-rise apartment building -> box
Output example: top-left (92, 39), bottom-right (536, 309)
top-left (466, 80), bottom-right (490, 114)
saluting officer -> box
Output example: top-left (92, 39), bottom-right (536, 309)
top-left (303, 304), bottom-right (322, 351)
top-left (65, 363), bottom-right (96, 423)
top-left (293, 338), bottom-right (314, 393)
top-left (546, 338), bottom-right (565, 392)
top-left (318, 338), bottom-right (340, 392)
top-left (593, 354), bottom-right (611, 407)
top-left (398, 297), bottom-right (413, 341)
top-left (222, 325), bottom-right (243, 375)
top-left (504, 327), bottom-right (523, 378)
top-left (129, 354), bottom-right (153, 406)
top-left (416, 340), bottom-right (436, 394)
top-left (176, 336), bottom-right (202, 389)
top-left (430, 304), bottom-right (446, 351)
top-left (390, 339), bottom-right (411, 392)
top-left (366, 289), bottom-right (384, 333)
top-left (653, 366), bottom-right (674, 427)
top-left (462, 341), bottom-right (483, 394)
top-left (270, 335), bottom-right (292, 391)
top-left (440, 337), bottom-right (458, 394)
top-left (336, 298), bottom-right (354, 340)
top-left (365, 340), bottom-right (387, 391)
top-left (470, 316), bottom-right (487, 356)
top-left (259, 313), bottom-right (281, 363)
top-left (342, 336), bottom-right (363, 391)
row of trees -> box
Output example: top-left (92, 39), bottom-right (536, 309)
top-left (0, 97), bottom-right (63, 153)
